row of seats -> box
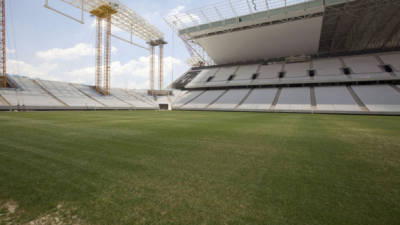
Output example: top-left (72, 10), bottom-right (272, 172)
top-left (186, 52), bottom-right (400, 88)
top-left (0, 75), bottom-right (158, 109)
top-left (173, 84), bottom-right (400, 113)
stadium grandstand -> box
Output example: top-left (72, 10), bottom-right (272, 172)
top-left (166, 0), bottom-right (400, 115)
top-left (0, 0), bottom-right (399, 115)
top-left (1, 1), bottom-right (400, 224)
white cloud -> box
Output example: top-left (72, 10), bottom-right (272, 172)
top-left (62, 55), bottom-right (184, 89)
top-left (7, 59), bottom-right (59, 80)
top-left (166, 5), bottom-right (201, 29)
top-left (8, 41), bottom-right (186, 90)
top-left (36, 43), bottom-right (94, 61)
top-left (36, 43), bottom-right (117, 61)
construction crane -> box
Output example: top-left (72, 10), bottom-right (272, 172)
top-left (0, 0), bottom-right (6, 88)
top-left (45, 0), bottom-right (166, 94)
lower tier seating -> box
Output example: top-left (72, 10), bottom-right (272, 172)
top-left (173, 84), bottom-right (400, 114)
top-left (0, 75), bottom-right (158, 110)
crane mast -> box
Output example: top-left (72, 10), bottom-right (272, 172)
top-left (90, 4), bottom-right (117, 95)
top-left (0, 0), bottom-right (6, 88)
top-left (45, 0), bottom-right (166, 95)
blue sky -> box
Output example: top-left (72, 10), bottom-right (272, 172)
top-left (6, 0), bottom-right (216, 89)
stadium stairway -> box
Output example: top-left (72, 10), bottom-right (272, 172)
top-left (0, 93), bottom-right (10, 106)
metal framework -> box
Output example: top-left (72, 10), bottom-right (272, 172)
top-left (166, 0), bottom-right (369, 66)
top-left (159, 44), bottom-right (164, 90)
top-left (150, 45), bottom-right (155, 91)
top-left (0, 0), bottom-right (6, 88)
top-left (45, 0), bottom-right (166, 93)
top-left (318, 0), bottom-right (400, 55)
top-left (95, 17), bottom-right (103, 92)
top-left (165, 0), bottom-right (316, 66)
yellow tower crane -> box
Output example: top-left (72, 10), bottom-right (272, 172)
top-left (90, 4), bottom-right (118, 95)
top-left (0, 0), bottom-right (6, 88)
top-left (45, 0), bottom-right (166, 95)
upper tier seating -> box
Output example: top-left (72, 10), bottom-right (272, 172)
top-left (343, 55), bottom-right (382, 74)
top-left (189, 69), bottom-right (218, 85)
top-left (314, 86), bottom-right (361, 111)
top-left (342, 55), bottom-right (392, 80)
top-left (283, 62), bottom-right (310, 80)
top-left (312, 57), bottom-right (348, 81)
top-left (275, 87), bottom-right (312, 111)
top-left (379, 53), bottom-right (400, 74)
top-left (352, 85), bottom-right (400, 112)
top-left (229, 65), bottom-right (259, 85)
top-left (258, 64), bottom-right (283, 78)
top-left (208, 89), bottom-right (250, 109)
top-left (237, 88), bottom-right (278, 110)
top-left (184, 52), bottom-right (400, 88)
top-left (207, 67), bottom-right (238, 86)
top-left (182, 90), bottom-right (225, 109)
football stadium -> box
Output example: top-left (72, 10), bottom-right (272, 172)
top-left (0, 0), bottom-right (400, 224)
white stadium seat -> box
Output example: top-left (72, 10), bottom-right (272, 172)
top-left (190, 69), bottom-right (219, 84)
top-left (237, 88), bottom-right (278, 110)
top-left (315, 86), bottom-right (361, 111)
top-left (379, 53), bottom-right (400, 72)
top-left (342, 55), bottom-right (383, 74)
top-left (183, 90), bottom-right (225, 109)
top-left (212, 67), bottom-right (238, 82)
top-left (313, 57), bottom-right (343, 76)
top-left (352, 85), bottom-right (400, 112)
top-left (209, 89), bottom-right (250, 109)
top-left (0, 76), bottom-right (64, 107)
top-left (111, 88), bottom-right (156, 108)
top-left (74, 84), bottom-right (130, 108)
top-left (275, 87), bottom-right (312, 111)
top-left (174, 90), bottom-right (203, 108)
top-left (36, 80), bottom-right (102, 107)
top-left (234, 65), bottom-right (259, 80)
top-left (258, 64), bottom-right (283, 79)
top-left (284, 62), bottom-right (310, 78)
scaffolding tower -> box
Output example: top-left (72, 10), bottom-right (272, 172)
top-left (45, 0), bottom-right (166, 94)
top-left (0, 0), bottom-right (6, 88)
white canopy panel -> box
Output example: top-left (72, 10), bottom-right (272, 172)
top-left (196, 16), bottom-right (323, 64)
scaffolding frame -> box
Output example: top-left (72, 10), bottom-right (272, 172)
top-left (0, 0), bottom-right (6, 88)
top-left (165, 0), bottom-right (362, 66)
top-left (45, 0), bottom-right (166, 94)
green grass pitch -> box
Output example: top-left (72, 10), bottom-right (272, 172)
top-left (0, 111), bottom-right (399, 224)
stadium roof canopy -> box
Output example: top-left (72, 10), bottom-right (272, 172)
top-left (166, 0), bottom-right (400, 65)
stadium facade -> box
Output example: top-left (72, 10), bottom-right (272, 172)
top-left (1, 0), bottom-right (400, 114)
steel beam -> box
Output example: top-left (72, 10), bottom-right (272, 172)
top-left (159, 44), bottom-right (164, 90)
top-left (104, 16), bottom-right (112, 95)
top-left (150, 45), bottom-right (155, 91)
top-left (95, 17), bottom-right (103, 92)
top-left (0, 0), bottom-right (5, 88)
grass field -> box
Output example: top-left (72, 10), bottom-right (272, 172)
top-left (0, 111), bottom-right (399, 225)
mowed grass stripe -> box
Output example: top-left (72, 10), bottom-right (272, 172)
top-left (0, 111), bottom-right (399, 225)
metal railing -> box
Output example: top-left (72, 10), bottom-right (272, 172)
top-left (166, 0), bottom-right (316, 31)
